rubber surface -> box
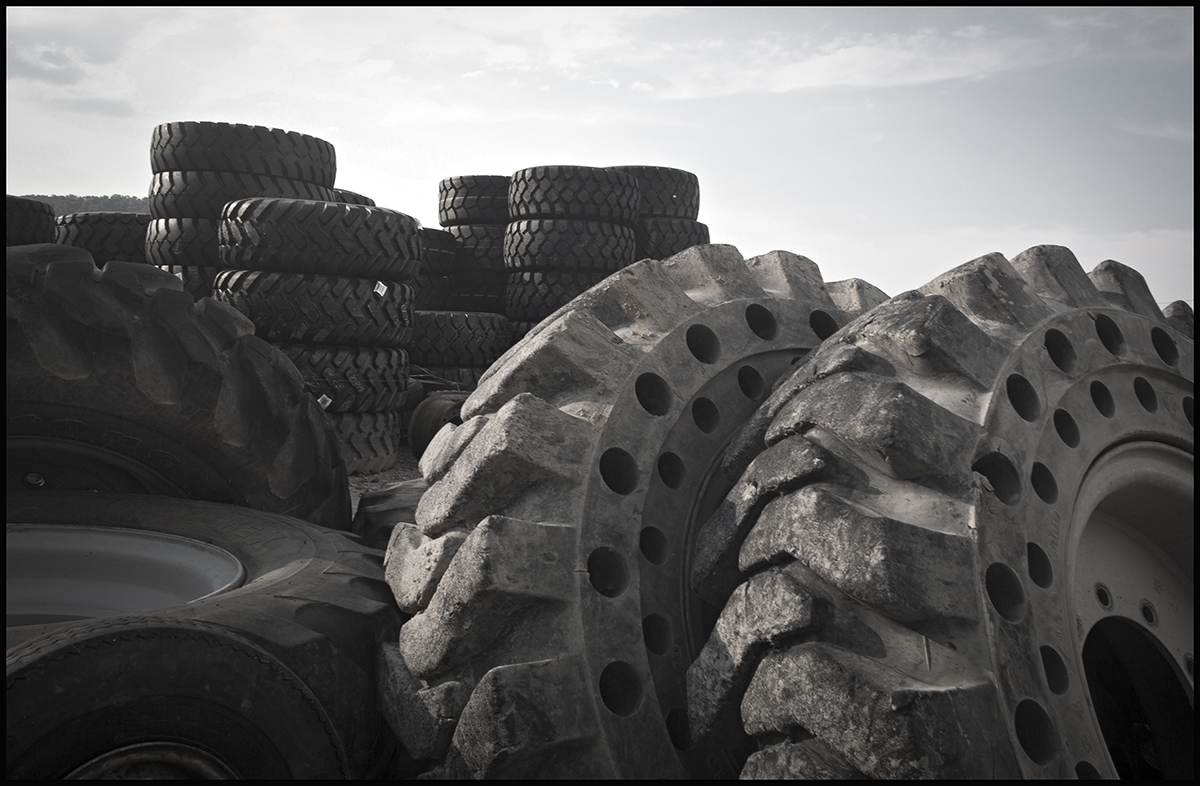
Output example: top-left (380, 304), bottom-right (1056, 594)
top-left (54, 212), bottom-right (151, 265)
top-left (151, 121), bottom-right (337, 188)
top-left (7, 196), bottom-right (56, 247)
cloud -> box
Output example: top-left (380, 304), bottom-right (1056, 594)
top-left (44, 97), bottom-right (138, 117)
top-left (630, 81), bottom-right (653, 92)
top-left (1117, 117), bottom-right (1194, 143)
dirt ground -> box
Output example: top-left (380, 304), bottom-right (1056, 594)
top-left (347, 445), bottom-right (423, 517)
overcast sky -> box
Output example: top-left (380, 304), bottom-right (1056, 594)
top-left (6, 7), bottom-right (1193, 304)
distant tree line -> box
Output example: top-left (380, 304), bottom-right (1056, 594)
top-left (18, 194), bottom-right (149, 216)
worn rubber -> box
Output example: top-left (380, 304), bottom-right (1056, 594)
top-left (144, 217), bottom-right (220, 268)
top-left (504, 219), bottom-right (636, 272)
top-left (505, 270), bottom-right (609, 322)
top-left (608, 166), bottom-right (700, 220)
top-left (378, 244), bottom-right (878, 777)
top-left (508, 166), bottom-right (640, 227)
top-left (687, 246), bottom-right (1194, 778)
top-left (7, 196), bottom-right (56, 247)
top-left (408, 393), bottom-right (469, 462)
top-left (148, 171), bottom-right (334, 220)
top-left (6, 492), bottom-right (399, 779)
top-left (212, 269), bottom-right (414, 347)
top-left (331, 410), bottom-right (400, 475)
top-left (635, 217), bottom-right (710, 261)
top-left (409, 311), bottom-right (509, 368)
top-left (218, 197), bottom-right (423, 281)
top-left (151, 121), bottom-right (337, 188)
top-left (438, 176), bottom-right (509, 226)
top-left (54, 212), bottom-right (151, 265)
top-left (276, 343), bottom-right (409, 413)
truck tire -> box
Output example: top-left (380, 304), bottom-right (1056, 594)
top-left (447, 224), bottom-right (506, 271)
top-left (6, 244), bottom-right (351, 531)
top-left (505, 270), bottom-right (609, 322)
top-left (332, 187), bottom-right (376, 206)
top-left (331, 410), bottom-right (400, 475)
top-left (503, 219), bottom-right (636, 272)
top-left (608, 166), bottom-right (700, 220)
top-left (7, 195), bottom-right (56, 246)
top-left (686, 246), bottom-right (1194, 778)
top-left (508, 166), bottom-right (640, 227)
top-left (277, 343), bottom-right (410, 413)
top-left (409, 311), bottom-right (509, 368)
top-left (379, 245), bottom-right (874, 777)
top-left (634, 217), bottom-right (710, 261)
top-left (439, 175), bottom-right (509, 226)
top-left (148, 171), bottom-right (334, 220)
top-left (144, 217), bottom-right (219, 268)
top-left (6, 492), bottom-right (400, 779)
top-left (54, 212), bottom-right (152, 265)
top-left (151, 121), bottom-right (337, 188)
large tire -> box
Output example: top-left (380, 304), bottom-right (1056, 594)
top-left (148, 170), bottom-right (334, 220)
top-left (505, 270), bottom-right (610, 322)
top-left (151, 121), bottom-right (337, 188)
top-left (6, 244), bottom-right (351, 531)
top-left (6, 492), bottom-right (400, 779)
top-left (503, 219), bottom-right (636, 272)
top-left (634, 217), bottom-right (710, 261)
top-left (409, 310), bottom-right (509, 368)
top-left (332, 187), bottom-right (376, 206)
top-left (144, 217), bottom-right (220, 267)
top-left (277, 343), bottom-right (410, 413)
top-left (331, 410), bottom-right (400, 475)
top-left (608, 166), bottom-right (700, 220)
top-left (508, 165), bottom-right (640, 227)
top-left (407, 392), bottom-right (469, 462)
top-left (7, 195), bottom-right (56, 246)
top-left (687, 246), bottom-right (1194, 778)
top-left (439, 175), bottom-right (509, 226)
top-left (379, 245), bottom-right (876, 777)
top-left (54, 212), bottom-right (152, 265)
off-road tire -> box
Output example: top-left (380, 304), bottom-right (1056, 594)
top-left (6, 492), bottom-right (400, 779)
top-left (508, 166), bottom-right (640, 227)
top-left (155, 264), bottom-right (222, 300)
top-left (54, 212), bottom-right (151, 265)
top-left (148, 171), bottom-right (334, 220)
top-left (409, 311), bottom-right (509, 368)
top-left (212, 269), bottom-right (414, 347)
top-left (505, 270), bottom-right (610, 322)
top-left (379, 245), bottom-right (875, 777)
top-left (331, 411), bottom-right (400, 475)
top-left (277, 343), bottom-right (410, 413)
top-left (144, 218), bottom-right (220, 268)
top-left (333, 188), bottom-right (376, 207)
top-left (151, 121), bottom-right (337, 188)
top-left (218, 197), bottom-right (423, 281)
top-left (447, 224), bottom-right (506, 271)
top-left (407, 393), bottom-right (469, 462)
top-left (439, 176), bottom-right (509, 227)
top-left (6, 245), bottom-right (351, 530)
top-left (503, 219), bottom-right (636, 272)
top-left (686, 246), bottom-right (1194, 778)
top-left (421, 228), bottom-right (461, 276)
top-left (608, 166), bottom-right (700, 220)
top-left (635, 217), bottom-right (710, 261)
top-left (7, 196), bottom-right (56, 247)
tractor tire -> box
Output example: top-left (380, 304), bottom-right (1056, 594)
top-left (608, 166), bottom-right (700, 220)
top-left (686, 246), bottom-right (1194, 778)
top-left (277, 343), bottom-right (410, 413)
top-left (378, 244), bottom-right (874, 777)
top-left (439, 176), bottom-right (509, 227)
top-left (6, 244), bottom-right (351, 531)
top-left (508, 165), bottom-right (640, 227)
top-left (7, 195), bottom-right (56, 246)
top-left (54, 212), bottom-right (152, 265)
top-left (151, 121), bottom-right (337, 188)
top-left (503, 219), bottom-right (636, 272)
top-left (6, 492), bottom-right (400, 779)
top-left (148, 171), bottom-right (334, 220)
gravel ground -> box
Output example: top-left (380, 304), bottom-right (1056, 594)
top-left (348, 445), bottom-right (423, 518)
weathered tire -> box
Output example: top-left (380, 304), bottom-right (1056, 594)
top-left (421, 228), bottom-right (461, 275)
top-left (503, 219), bottom-right (636, 272)
top-left (155, 264), bottom-right (221, 300)
top-left (212, 269), bottom-right (415, 347)
top-left (6, 492), bottom-right (400, 779)
top-left (407, 392), bottom-right (469, 462)
top-left (409, 311), bottom-right (509, 368)
top-left (439, 176), bottom-right (509, 227)
top-left (332, 187), bottom-right (376, 206)
top-left (144, 217), bottom-right (219, 267)
top-left (54, 212), bottom-right (151, 265)
top-left (505, 270), bottom-right (610, 322)
top-left (634, 217), bottom-right (710, 261)
top-left (608, 166), bottom-right (700, 220)
top-left (151, 121), bottom-right (337, 188)
top-left (7, 195), bottom-right (56, 246)
top-left (6, 244), bottom-right (351, 531)
top-left (687, 246), bottom-right (1194, 778)
top-left (447, 224), bottom-right (506, 271)
top-left (148, 171), bottom-right (334, 220)
top-left (378, 244), bottom-right (876, 777)
top-left (508, 166), bottom-right (640, 227)
top-left (277, 343), bottom-right (410, 413)
top-left (218, 197), bottom-right (423, 281)
top-left (331, 410), bottom-right (400, 475)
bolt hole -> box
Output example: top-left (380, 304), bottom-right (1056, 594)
top-left (1133, 377), bottom-right (1158, 413)
top-left (737, 366), bottom-right (766, 400)
top-left (745, 304), bottom-right (777, 340)
top-left (686, 324), bottom-right (720, 364)
top-left (599, 447), bottom-right (639, 495)
top-left (809, 310), bottom-right (839, 340)
top-left (1090, 381), bottom-right (1115, 418)
top-left (692, 397), bottom-right (720, 434)
top-left (1095, 583), bottom-right (1112, 610)
top-left (24, 472), bottom-right (45, 489)
top-left (1184, 397), bottom-right (1194, 427)
top-left (1075, 761), bottom-right (1103, 779)
top-left (1095, 314), bottom-right (1125, 355)
top-left (1014, 700), bottom-right (1059, 765)
top-left (635, 372), bottom-right (672, 416)
top-left (1140, 600), bottom-right (1157, 626)
top-left (1031, 463), bottom-right (1058, 505)
top-left (1053, 409), bottom-right (1080, 448)
top-left (1040, 646), bottom-right (1069, 694)
top-left (598, 661), bottom-right (643, 716)
top-left (985, 562), bottom-right (1026, 623)
top-left (642, 614), bottom-right (673, 656)
top-left (1027, 542), bottom-right (1054, 588)
top-left (972, 452), bottom-right (1021, 505)
top-left (1006, 373), bottom-right (1041, 422)
top-left (665, 708), bottom-right (691, 751)
top-left (588, 547), bottom-right (629, 598)
top-left (656, 452), bottom-right (685, 490)
top-left (1044, 329), bottom-right (1077, 373)
top-left (639, 526), bottom-right (668, 566)
top-left (1150, 327), bottom-right (1179, 366)
top-left (1186, 654), bottom-right (1194, 679)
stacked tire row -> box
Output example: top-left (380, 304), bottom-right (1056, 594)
top-left (212, 196), bottom-right (423, 475)
top-left (146, 121), bottom-right (337, 299)
top-left (609, 165), bottom-right (709, 261)
top-left (55, 212), bottom-right (152, 265)
top-left (6, 195), bottom-right (57, 246)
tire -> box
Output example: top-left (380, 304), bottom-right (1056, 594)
top-left (277, 343), bottom-right (409, 413)
top-left (379, 244), bottom-right (873, 777)
top-left (6, 492), bottom-right (400, 779)
top-left (212, 269), bottom-right (415, 347)
top-left (144, 217), bottom-right (220, 267)
top-left (608, 166), bottom-right (700, 220)
top-left (409, 311), bottom-right (509, 368)
top-left (407, 393), bottom-right (469, 462)
top-left (503, 219), bottom-right (636, 272)
top-left (155, 264), bottom-right (222, 300)
top-left (333, 187), bottom-right (376, 206)
top-left (218, 197), bottom-right (424, 281)
top-left (421, 228), bottom-right (461, 275)
top-left (508, 165), bottom-right (640, 226)
top-left (331, 411), bottom-right (400, 475)
top-left (6, 244), bottom-right (350, 531)
top-left (7, 195), bottom-right (56, 246)
top-left (439, 176), bottom-right (509, 226)
top-left (54, 212), bottom-right (152, 265)
top-left (408, 365), bottom-right (487, 394)
top-left (634, 217), bottom-right (710, 261)
top-left (505, 270), bottom-right (610, 322)
top-left (148, 171), bottom-right (334, 220)
top-left (151, 121), bottom-right (337, 188)
top-left (686, 246), bottom-right (1194, 778)
top-left (447, 224), bottom-right (506, 271)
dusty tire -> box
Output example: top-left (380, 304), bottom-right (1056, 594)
top-left (151, 121), bottom-right (337, 188)
top-left (7, 196), bottom-right (56, 247)
top-left (379, 245), bottom-right (873, 777)
top-left (6, 492), bottom-right (399, 779)
top-left (54, 212), bottom-right (152, 265)
top-left (687, 246), bottom-right (1194, 778)
top-left (6, 244), bottom-right (351, 530)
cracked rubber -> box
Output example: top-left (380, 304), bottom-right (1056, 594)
top-left (54, 212), bottom-right (151, 265)
top-left (687, 245), bottom-right (1194, 778)
top-left (151, 121), bottom-right (336, 188)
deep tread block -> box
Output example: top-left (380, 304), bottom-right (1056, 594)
top-left (151, 121), bottom-right (336, 188)
top-left (149, 170), bottom-right (334, 220)
top-left (508, 165), bottom-right (639, 226)
top-left (55, 212), bottom-right (151, 265)
top-left (608, 165), bottom-right (700, 219)
top-left (503, 219), bottom-right (635, 272)
top-left (438, 175), bottom-right (509, 226)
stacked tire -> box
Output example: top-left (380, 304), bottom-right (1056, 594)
top-left (55, 212), bottom-right (152, 265)
top-left (146, 121), bottom-right (336, 300)
top-left (503, 165), bottom-right (641, 343)
top-left (211, 197), bottom-right (422, 475)
top-left (6, 195), bottom-right (57, 246)
top-left (609, 165), bottom-right (708, 260)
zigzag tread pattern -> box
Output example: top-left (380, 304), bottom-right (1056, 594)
top-left (276, 343), bottom-right (410, 413)
top-left (503, 219), bottom-right (636, 272)
top-left (151, 121), bottom-right (336, 187)
top-left (145, 218), bottom-right (220, 267)
top-left (635, 217), bottom-right (710, 260)
top-left (439, 176), bottom-right (510, 226)
top-left (7, 195), bottom-right (57, 246)
top-left (149, 171), bottom-right (334, 220)
top-left (331, 411), bottom-right (400, 475)
top-left (508, 166), bottom-right (640, 226)
top-left (409, 311), bottom-right (509, 367)
top-left (446, 224), bottom-right (506, 271)
top-left (55, 212), bottom-right (151, 264)
top-left (505, 270), bottom-right (609, 321)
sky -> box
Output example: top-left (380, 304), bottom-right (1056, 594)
top-left (6, 7), bottom-right (1194, 305)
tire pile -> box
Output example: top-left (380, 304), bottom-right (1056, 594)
top-left (6, 195), bottom-right (56, 246)
top-left (55, 211), bottom-right (153, 265)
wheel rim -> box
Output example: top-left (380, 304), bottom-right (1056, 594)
top-left (65, 741), bottom-right (239, 779)
top-left (8, 436), bottom-right (185, 496)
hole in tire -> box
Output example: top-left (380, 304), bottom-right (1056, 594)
top-left (1133, 377), bottom-right (1157, 412)
top-left (639, 526), bottom-right (668, 565)
top-left (598, 661), bottom-right (643, 716)
top-left (686, 324), bottom-right (720, 364)
top-left (656, 452), bottom-right (685, 490)
top-left (1140, 600), bottom-right (1157, 626)
top-left (809, 310), bottom-right (838, 340)
top-left (1031, 463), bottom-right (1058, 504)
top-left (642, 614), bottom-right (673, 655)
top-left (1044, 329), bottom-right (1077, 373)
top-left (973, 452), bottom-right (1021, 505)
top-left (737, 366), bottom-right (766, 400)
top-left (985, 562), bottom-right (1026, 622)
top-left (1040, 646), bottom-right (1069, 694)
top-left (744, 304), bottom-right (777, 340)
top-left (1027, 542), bottom-right (1053, 588)
top-left (1150, 327), bottom-right (1179, 366)
top-left (1095, 583), bottom-right (1112, 609)
top-left (600, 447), bottom-right (639, 495)
top-left (1006, 373), bottom-right (1041, 422)
top-left (1090, 381), bottom-right (1115, 418)
top-left (587, 548), bottom-right (629, 598)
top-left (635, 373), bottom-right (672, 416)
top-left (1014, 699), bottom-right (1059, 765)
top-left (1054, 409), bottom-right (1081, 448)
top-left (1095, 315), bottom-right (1125, 355)
top-left (692, 398), bottom-right (720, 433)
top-left (665, 708), bottom-right (691, 751)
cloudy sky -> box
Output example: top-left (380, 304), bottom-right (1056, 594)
top-left (6, 7), bottom-right (1193, 304)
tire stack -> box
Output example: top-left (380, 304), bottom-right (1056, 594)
top-left (503, 165), bottom-right (641, 343)
top-left (55, 212), bottom-right (152, 265)
top-left (608, 165), bottom-right (708, 261)
top-left (146, 121), bottom-right (336, 300)
top-left (6, 195), bottom-right (56, 246)
top-left (212, 197), bottom-right (422, 476)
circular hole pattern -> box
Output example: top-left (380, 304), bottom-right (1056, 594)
top-left (642, 614), bottom-right (673, 656)
top-left (665, 708), bottom-right (691, 751)
top-left (639, 526), bottom-right (668, 566)
top-left (1040, 645), bottom-right (1069, 694)
top-left (1090, 381), bottom-right (1115, 418)
top-left (1031, 463), bottom-right (1058, 505)
top-left (737, 366), bottom-right (766, 400)
top-left (1094, 583), bottom-right (1112, 610)
top-left (972, 452), bottom-right (1022, 505)
top-left (1027, 542), bottom-right (1054, 588)
top-left (587, 547), bottom-right (629, 598)
top-left (985, 562), bottom-right (1027, 623)
top-left (686, 324), bottom-right (720, 364)
top-left (1140, 600), bottom-right (1157, 626)
top-left (656, 452), bottom-right (684, 490)
top-left (598, 661), bottom-right (643, 717)
top-left (745, 304), bottom-right (778, 340)
top-left (1185, 396), bottom-right (1194, 427)
top-left (1095, 314), bottom-right (1125, 355)
top-left (1006, 373), bottom-right (1042, 422)
top-left (1075, 761), bottom-right (1103, 779)
top-left (1134, 377), bottom-right (1158, 412)
top-left (692, 397), bottom-right (720, 434)
top-left (600, 447), bottom-right (639, 495)
top-left (635, 373), bottom-right (671, 416)
top-left (809, 310), bottom-right (839, 340)
top-left (1053, 409), bottom-right (1080, 448)
top-left (1151, 327), bottom-right (1179, 366)
top-left (1014, 699), bottom-right (1059, 765)
top-left (1044, 329), bottom-right (1077, 373)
